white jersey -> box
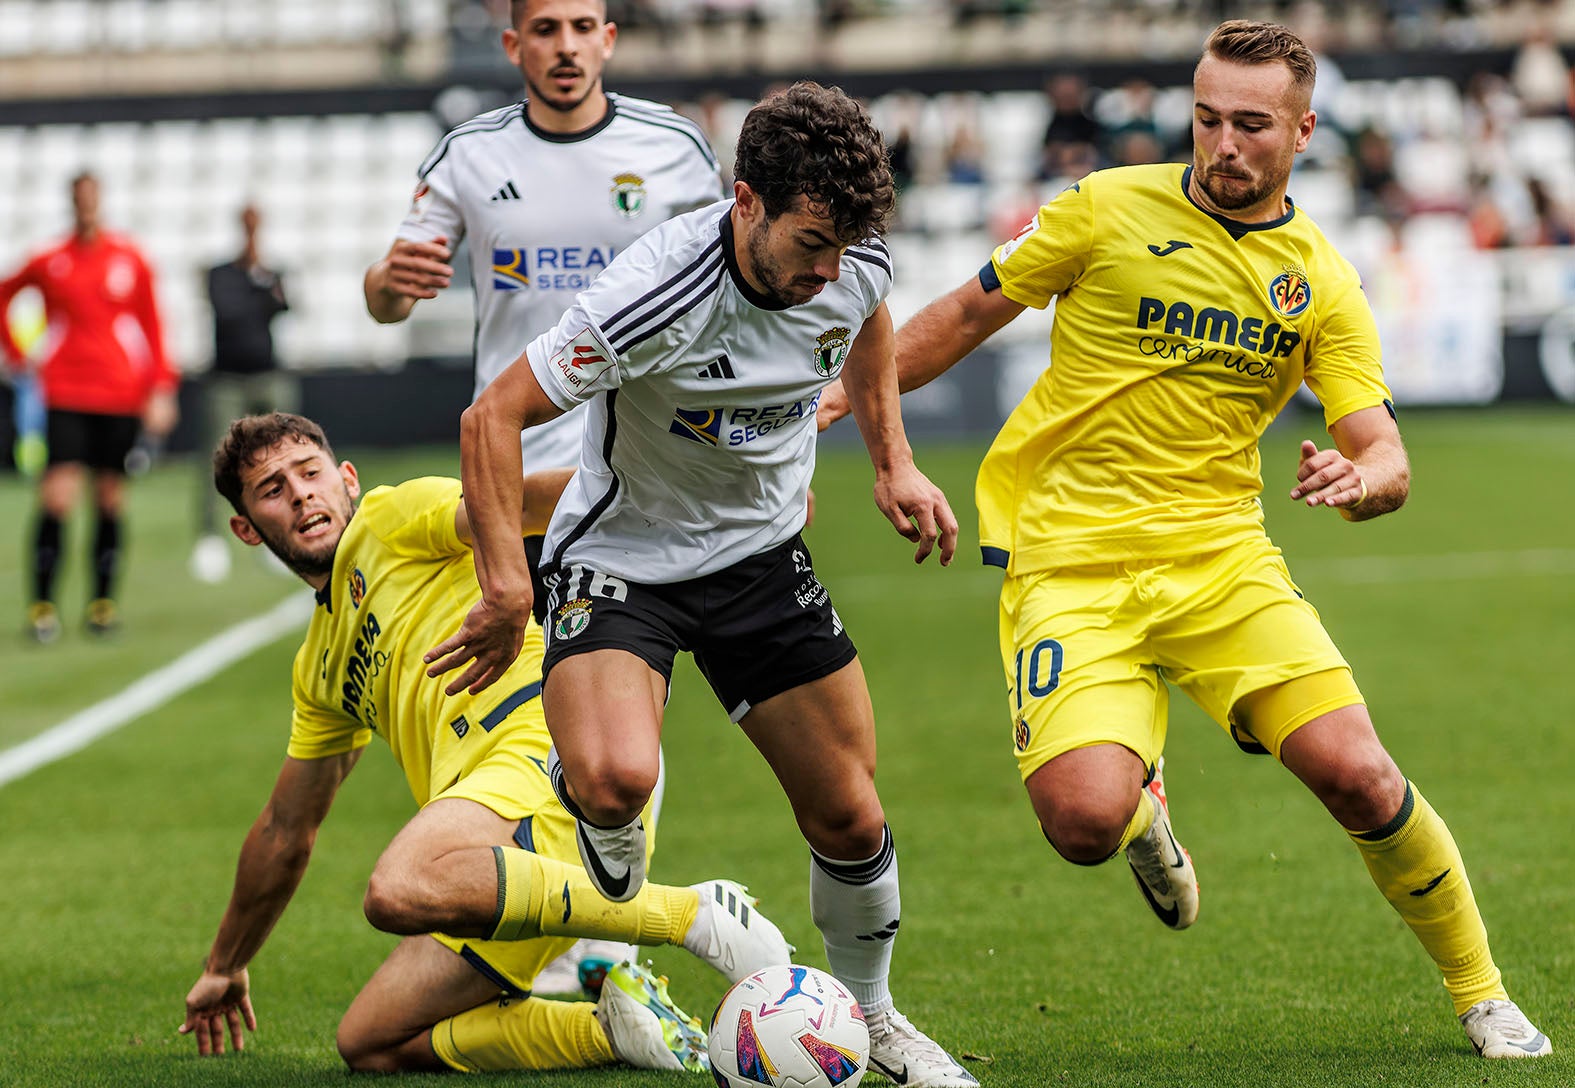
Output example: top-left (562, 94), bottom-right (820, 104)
top-left (398, 93), bottom-right (723, 472)
top-left (525, 200), bottom-right (893, 583)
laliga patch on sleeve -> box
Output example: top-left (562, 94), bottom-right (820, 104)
top-left (546, 326), bottom-right (618, 396)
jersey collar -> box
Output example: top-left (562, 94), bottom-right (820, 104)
top-left (719, 209), bottom-right (792, 312)
top-left (1180, 166), bottom-right (1296, 239)
top-left (521, 95), bottom-right (618, 144)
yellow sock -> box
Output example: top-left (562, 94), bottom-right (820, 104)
top-left (432, 996), bottom-right (614, 1071)
top-left (1112, 788), bottom-right (1158, 856)
top-left (490, 846), bottom-right (701, 947)
top-left (1349, 781), bottom-right (1507, 1015)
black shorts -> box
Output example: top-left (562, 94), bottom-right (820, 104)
top-left (540, 534), bottom-right (858, 722)
top-left (45, 409), bottom-right (141, 471)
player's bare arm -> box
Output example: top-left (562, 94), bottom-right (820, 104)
top-left (452, 467), bottom-right (575, 545)
top-left (819, 274), bottom-right (1026, 430)
top-left (426, 357), bottom-right (565, 694)
top-left (840, 301), bottom-right (959, 566)
top-left (363, 237), bottom-right (455, 324)
top-left (1291, 404), bottom-right (1410, 521)
top-left (181, 749), bottom-right (361, 1055)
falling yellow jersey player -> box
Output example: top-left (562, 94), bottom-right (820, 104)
top-left (181, 412), bottom-right (790, 1074)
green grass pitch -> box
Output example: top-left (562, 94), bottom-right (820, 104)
top-left (0, 405), bottom-right (1571, 1087)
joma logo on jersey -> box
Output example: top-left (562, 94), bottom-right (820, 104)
top-left (814, 327), bottom-right (851, 377)
top-left (670, 395), bottom-right (821, 448)
top-left (492, 249), bottom-right (529, 290)
top-left (1135, 296), bottom-right (1303, 358)
top-left (1268, 266), bottom-right (1312, 317)
top-left (611, 173), bottom-right (646, 218)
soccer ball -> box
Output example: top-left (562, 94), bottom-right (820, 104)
top-left (709, 964), bottom-right (868, 1088)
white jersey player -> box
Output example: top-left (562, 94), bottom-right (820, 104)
top-left (365, 0), bottom-right (719, 999)
top-left (365, 0), bottom-right (722, 473)
top-left (433, 83), bottom-right (981, 1088)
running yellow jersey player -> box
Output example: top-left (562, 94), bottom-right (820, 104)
top-left (181, 412), bottom-right (791, 1074)
top-left (821, 18), bottom-right (1550, 1063)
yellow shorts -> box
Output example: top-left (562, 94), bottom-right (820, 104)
top-left (999, 536), bottom-right (1363, 779)
top-left (428, 708), bottom-right (660, 996)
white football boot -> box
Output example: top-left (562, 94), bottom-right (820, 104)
top-left (682, 879), bottom-right (794, 982)
top-left (1459, 999), bottom-right (1552, 1058)
top-left (1124, 757), bottom-right (1199, 930)
top-left (594, 961), bottom-right (709, 1073)
top-left (865, 1008), bottom-right (979, 1087)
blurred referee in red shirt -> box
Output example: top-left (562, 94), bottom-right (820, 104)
top-left (0, 172), bottom-right (179, 642)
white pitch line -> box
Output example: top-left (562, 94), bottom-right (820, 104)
top-left (0, 592), bottom-right (313, 790)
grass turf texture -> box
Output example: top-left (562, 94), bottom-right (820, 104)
top-left (0, 405), bottom-right (1571, 1087)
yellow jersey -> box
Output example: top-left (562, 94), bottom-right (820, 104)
top-left (287, 477), bottom-right (547, 806)
top-left (978, 163), bottom-right (1390, 573)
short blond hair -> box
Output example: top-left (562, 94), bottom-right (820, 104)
top-left (1201, 20), bottom-right (1317, 101)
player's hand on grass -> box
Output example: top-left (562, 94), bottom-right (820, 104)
top-left (1291, 439), bottom-right (1366, 510)
top-left (180, 967), bottom-right (256, 1056)
top-left (383, 236), bottom-right (454, 300)
top-left (873, 462), bottom-right (958, 566)
top-left (425, 595), bottom-right (528, 695)
top-left (816, 380), bottom-right (850, 432)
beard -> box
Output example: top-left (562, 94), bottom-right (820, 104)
top-left (745, 217), bottom-right (826, 308)
top-left (1199, 166), bottom-right (1279, 212)
top-left (525, 69), bottom-right (594, 113)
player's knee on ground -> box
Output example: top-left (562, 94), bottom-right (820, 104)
top-left (1029, 784), bottom-right (1137, 864)
top-left (336, 1020), bottom-right (430, 1073)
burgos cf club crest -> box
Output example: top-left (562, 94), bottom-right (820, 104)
top-left (348, 568), bottom-right (367, 609)
top-left (610, 173), bottom-right (647, 218)
top-left (554, 598), bottom-right (593, 641)
top-left (813, 327), bottom-right (851, 378)
top-left (1267, 264), bottom-right (1312, 318)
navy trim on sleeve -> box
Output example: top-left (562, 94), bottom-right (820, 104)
top-left (979, 262), bottom-right (1002, 293)
top-left (981, 546), bottom-right (1009, 568)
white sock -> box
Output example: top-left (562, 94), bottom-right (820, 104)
top-left (810, 825), bottom-right (899, 1016)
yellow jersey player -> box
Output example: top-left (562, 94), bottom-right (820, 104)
top-left (180, 412), bottom-right (791, 1074)
top-left (821, 19), bottom-right (1549, 1062)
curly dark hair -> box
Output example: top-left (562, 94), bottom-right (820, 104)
top-left (213, 412), bottom-right (336, 515)
top-left (733, 81), bottom-right (894, 244)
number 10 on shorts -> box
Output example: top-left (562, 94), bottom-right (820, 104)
top-left (1013, 638), bottom-right (1064, 711)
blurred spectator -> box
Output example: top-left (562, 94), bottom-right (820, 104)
top-left (1465, 177), bottom-right (1512, 249)
top-left (190, 205), bottom-right (294, 583)
top-left (1351, 125), bottom-right (1411, 220)
top-left (1111, 128), bottom-right (1165, 167)
top-left (945, 125), bottom-right (986, 185)
top-left (1510, 21), bottom-right (1570, 118)
top-left (0, 172), bottom-right (179, 643)
top-left (1038, 74), bottom-right (1105, 182)
top-left (1525, 177), bottom-right (1575, 246)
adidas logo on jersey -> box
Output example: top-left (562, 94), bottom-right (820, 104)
top-left (696, 354), bottom-right (736, 380)
top-left (490, 180), bottom-right (521, 202)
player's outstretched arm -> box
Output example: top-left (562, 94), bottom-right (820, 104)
top-left (428, 357), bottom-right (566, 694)
top-left (363, 236), bottom-right (454, 324)
top-left (180, 750), bottom-right (360, 1055)
top-left (841, 302), bottom-right (958, 566)
top-left (819, 273), bottom-right (1024, 430)
top-left (1291, 404), bottom-right (1410, 522)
